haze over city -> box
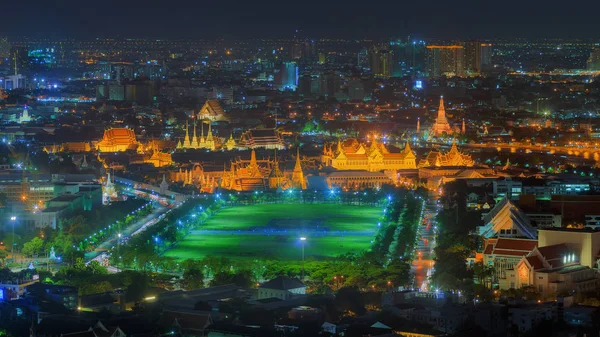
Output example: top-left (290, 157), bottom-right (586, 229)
top-left (1, 2), bottom-right (600, 337)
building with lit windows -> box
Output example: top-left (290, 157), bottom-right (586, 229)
top-left (278, 62), bottom-right (298, 91)
top-left (587, 48), bottom-right (600, 71)
top-left (369, 47), bottom-right (393, 78)
top-left (426, 45), bottom-right (464, 77)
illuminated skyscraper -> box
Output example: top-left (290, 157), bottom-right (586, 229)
top-left (426, 45), bottom-right (464, 77)
top-left (390, 38), bottom-right (427, 76)
top-left (480, 43), bottom-right (493, 71)
top-left (462, 41), bottom-right (493, 75)
top-left (278, 62), bottom-right (298, 91)
top-left (0, 37), bottom-right (10, 60)
top-left (587, 48), bottom-right (600, 71)
top-left (369, 48), bottom-right (393, 78)
top-left (357, 49), bottom-right (370, 70)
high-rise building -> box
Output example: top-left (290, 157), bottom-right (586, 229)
top-left (462, 41), bottom-right (481, 75)
top-left (426, 45), bottom-right (464, 77)
top-left (587, 48), bottom-right (600, 71)
top-left (319, 72), bottom-right (341, 97)
top-left (390, 38), bottom-right (427, 76)
top-left (357, 49), bottom-right (370, 71)
top-left (278, 62), bottom-right (298, 91)
top-left (369, 48), bottom-right (393, 78)
top-left (462, 41), bottom-right (493, 75)
top-left (480, 43), bottom-right (493, 71)
top-left (10, 47), bottom-right (29, 75)
top-left (0, 37), bottom-right (10, 60)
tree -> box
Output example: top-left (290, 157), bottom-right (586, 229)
top-left (86, 260), bottom-right (108, 275)
top-left (335, 287), bottom-right (366, 316)
top-left (0, 249), bottom-right (7, 266)
top-left (472, 262), bottom-right (494, 288)
top-left (182, 268), bottom-right (205, 290)
top-left (22, 237), bottom-right (44, 257)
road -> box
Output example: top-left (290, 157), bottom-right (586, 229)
top-left (85, 203), bottom-right (167, 263)
top-left (411, 197), bottom-right (438, 291)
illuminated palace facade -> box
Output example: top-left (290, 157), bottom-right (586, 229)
top-left (321, 138), bottom-right (417, 172)
top-left (96, 128), bottom-right (139, 152)
top-left (418, 140), bottom-right (474, 168)
top-left (172, 149), bottom-right (306, 192)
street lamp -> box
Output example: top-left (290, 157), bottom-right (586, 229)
top-left (300, 237), bottom-right (306, 280)
top-left (10, 216), bottom-right (16, 262)
top-left (117, 233), bottom-right (122, 272)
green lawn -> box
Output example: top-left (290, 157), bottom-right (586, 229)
top-left (164, 204), bottom-right (382, 261)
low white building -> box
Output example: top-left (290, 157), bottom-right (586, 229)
top-left (258, 276), bottom-right (306, 300)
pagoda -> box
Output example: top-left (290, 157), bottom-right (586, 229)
top-left (430, 96), bottom-right (454, 137)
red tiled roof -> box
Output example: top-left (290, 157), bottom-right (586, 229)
top-left (484, 244), bottom-right (494, 254)
top-left (526, 255), bottom-right (545, 270)
top-left (538, 244), bottom-right (570, 261)
top-left (492, 250), bottom-right (530, 257)
top-left (493, 238), bottom-right (538, 252)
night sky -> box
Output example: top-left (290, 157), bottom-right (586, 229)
top-left (5, 0), bottom-right (600, 39)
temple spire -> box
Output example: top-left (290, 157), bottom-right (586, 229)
top-left (437, 96), bottom-right (446, 120)
top-left (200, 119), bottom-right (205, 144)
top-left (462, 119), bottom-right (466, 134)
top-left (336, 138), bottom-right (343, 154)
top-left (207, 121), bottom-right (213, 141)
top-left (183, 119), bottom-right (191, 147)
top-left (292, 147), bottom-right (306, 189)
top-left (294, 147), bottom-right (302, 171)
top-left (416, 117), bottom-right (420, 133)
top-left (192, 117), bottom-right (199, 148)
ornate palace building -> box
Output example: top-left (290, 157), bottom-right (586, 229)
top-left (173, 163), bottom-right (219, 193)
top-left (171, 150), bottom-right (306, 192)
top-left (429, 96), bottom-right (459, 137)
top-left (237, 129), bottom-right (285, 150)
top-left (221, 150), bottom-right (304, 191)
top-left (197, 100), bottom-right (227, 122)
top-left (176, 118), bottom-right (216, 151)
top-left (321, 138), bottom-right (417, 172)
top-left (96, 128), bottom-right (139, 152)
top-left (418, 140), bottom-right (474, 168)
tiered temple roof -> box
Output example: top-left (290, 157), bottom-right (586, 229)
top-left (96, 128), bottom-right (138, 152)
top-left (198, 100), bottom-right (227, 121)
top-left (237, 128), bottom-right (285, 150)
top-left (418, 140), bottom-right (474, 167)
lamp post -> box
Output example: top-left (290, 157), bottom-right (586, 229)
top-left (300, 237), bottom-right (306, 280)
top-left (10, 216), bottom-right (16, 262)
top-left (117, 233), bottom-right (121, 272)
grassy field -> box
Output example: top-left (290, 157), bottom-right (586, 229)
top-left (164, 203), bottom-right (382, 261)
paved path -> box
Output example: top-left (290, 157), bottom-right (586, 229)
top-left (85, 203), bottom-right (167, 262)
top-left (412, 197), bottom-right (438, 291)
